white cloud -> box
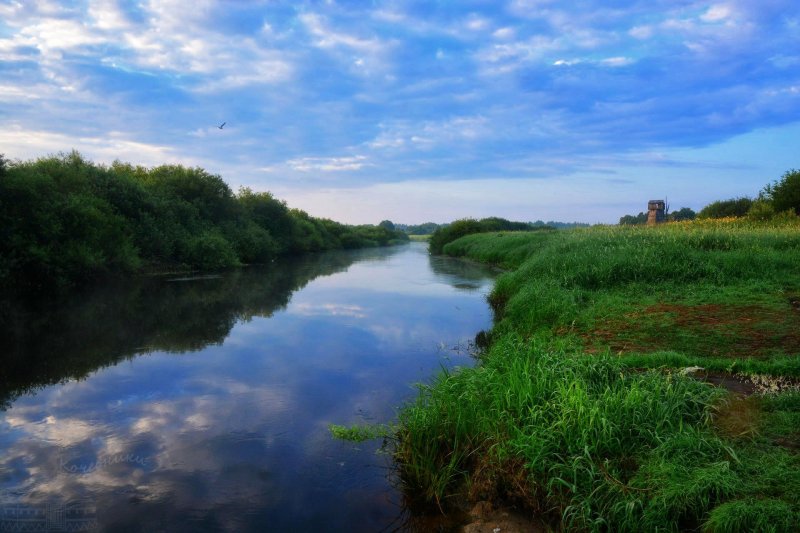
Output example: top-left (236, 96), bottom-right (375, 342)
top-left (0, 2), bottom-right (22, 18)
top-left (366, 116), bottom-right (489, 153)
top-left (629, 25), bottom-right (654, 39)
top-left (0, 83), bottom-right (50, 101)
top-left (88, 0), bottom-right (129, 30)
top-left (0, 0), bottom-right (293, 95)
top-left (553, 56), bottom-right (632, 67)
top-left (286, 155), bottom-right (369, 173)
top-left (17, 19), bottom-right (105, 57)
top-left (300, 12), bottom-right (383, 52)
top-left (298, 11), bottom-right (397, 77)
top-left (701, 4), bottom-right (733, 23)
top-left (367, 131), bottom-right (406, 150)
top-left (120, 20), bottom-right (293, 87)
top-left (464, 14), bottom-right (490, 32)
top-left (492, 27), bottom-right (516, 40)
top-left (475, 35), bottom-right (560, 74)
top-left (553, 58), bottom-right (581, 66)
top-left (0, 126), bottom-right (177, 166)
top-left (600, 56), bottom-right (633, 67)
top-left (509, 0), bottom-right (559, 14)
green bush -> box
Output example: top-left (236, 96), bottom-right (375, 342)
top-left (429, 218), bottom-right (483, 254)
top-left (761, 168), bottom-right (800, 216)
top-left (185, 230), bottom-right (240, 270)
top-left (429, 217), bottom-right (545, 254)
top-left (746, 199), bottom-right (776, 221)
top-left (669, 206), bottom-right (697, 221)
top-left (619, 212), bottom-right (648, 225)
top-left (228, 221), bottom-right (279, 264)
top-left (698, 197), bottom-right (753, 219)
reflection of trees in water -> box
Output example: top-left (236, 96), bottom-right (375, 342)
top-left (0, 249), bottom-right (374, 409)
top-left (427, 254), bottom-right (499, 291)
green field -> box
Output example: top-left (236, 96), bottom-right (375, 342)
top-left (396, 219), bottom-right (800, 531)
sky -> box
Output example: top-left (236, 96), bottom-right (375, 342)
top-left (1, 0), bottom-right (798, 224)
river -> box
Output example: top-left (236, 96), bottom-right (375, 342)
top-left (0, 242), bottom-right (497, 532)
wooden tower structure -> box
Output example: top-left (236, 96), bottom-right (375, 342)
top-left (647, 200), bottom-right (666, 225)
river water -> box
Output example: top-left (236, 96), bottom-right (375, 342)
top-left (0, 242), bottom-right (497, 532)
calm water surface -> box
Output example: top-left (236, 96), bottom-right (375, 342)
top-left (0, 242), bottom-right (497, 532)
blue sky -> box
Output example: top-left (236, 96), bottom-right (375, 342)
top-left (1, 0), bottom-right (798, 224)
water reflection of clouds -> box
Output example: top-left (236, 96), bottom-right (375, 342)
top-left (310, 244), bottom-right (496, 298)
top-left (1, 370), bottom-right (304, 523)
top-left (310, 267), bottom-right (457, 296)
top-left (288, 303), bottom-right (368, 319)
top-left (0, 244), bottom-right (496, 530)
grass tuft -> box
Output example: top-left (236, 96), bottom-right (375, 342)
top-left (705, 498), bottom-right (798, 533)
top-left (329, 423), bottom-right (393, 442)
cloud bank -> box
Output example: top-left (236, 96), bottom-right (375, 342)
top-left (1, 0), bottom-right (798, 222)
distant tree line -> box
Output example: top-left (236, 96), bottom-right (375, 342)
top-left (429, 217), bottom-right (555, 255)
top-left (530, 220), bottom-right (591, 229)
top-left (0, 151), bottom-right (408, 292)
top-left (619, 207), bottom-right (697, 225)
top-left (618, 168), bottom-right (800, 224)
top-left (394, 222), bottom-right (442, 235)
top-left (396, 220), bottom-right (588, 236)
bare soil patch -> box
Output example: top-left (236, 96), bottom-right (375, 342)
top-left (583, 302), bottom-right (800, 358)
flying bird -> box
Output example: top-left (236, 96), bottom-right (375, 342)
top-left (218, 122), bottom-right (226, 129)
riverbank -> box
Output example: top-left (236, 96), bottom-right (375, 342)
top-left (396, 219), bottom-right (800, 531)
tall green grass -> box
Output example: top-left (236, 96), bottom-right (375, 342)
top-left (446, 221), bottom-right (800, 342)
top-left (396, 335), bottom-right (736, 530)
top-left (392, 219), bottom-right (800, 530)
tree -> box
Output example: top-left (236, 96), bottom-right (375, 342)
top-left (761, 169), bottom-right (800, 216)
top-left (746, 199), bottom-right (776, 221)
top-left (378, 220), bottom-right (395, 231)
top-left (619, 212), bottom-right (647, 225)
top-left (0, 152), bottom-right (411, 291)
top-left (403, 222), bottom-right (441, 235)
top-left (429, 219), bottom-right (484, 254)
top-left (237, 187), bottom-right (293, 253)
top-left (669, 207), bottom-right (696, 222)
top-left (698, 197), bottom-right (753, 219)
top-left (145, 165), bottom-right (237, 224)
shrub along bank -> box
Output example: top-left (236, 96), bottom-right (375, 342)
top-left (427, 217), bottom-right (554, 255)
top-left (0, 152), bottom-right (408, 292)
top-left (395, 219), bottom-right (800, 531)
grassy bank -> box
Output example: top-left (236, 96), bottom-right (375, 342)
top-left (396, 219), bottom-right (800, 531)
